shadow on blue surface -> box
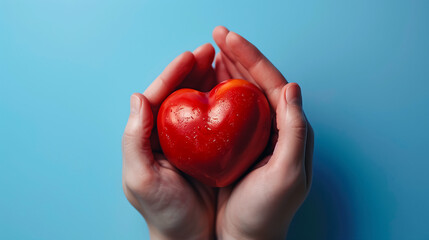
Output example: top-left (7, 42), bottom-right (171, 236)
top-left (287, 150), bottom-right (355, 240)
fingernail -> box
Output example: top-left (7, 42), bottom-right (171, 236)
top-left (286, 83), bottom-right (302, 106)
top-left (130, 95), bottom-right (141, 115)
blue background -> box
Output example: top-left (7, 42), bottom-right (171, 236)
top-left (1, 0), bottom-right (428, 239)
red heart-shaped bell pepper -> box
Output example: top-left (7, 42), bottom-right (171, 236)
top-left (157, 79), bottom-right (271, 187)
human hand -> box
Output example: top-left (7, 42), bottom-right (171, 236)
top-left (212, 26), bottom-right (315, 239)
top-left (122, 43), bottom-right (221, 240)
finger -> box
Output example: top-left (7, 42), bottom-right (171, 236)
top-left (220, 52), bottom-right (245, 79)
top-left (223, 51), bottom-right (257, 85)
top-left (144, 51), bottom-right (195, 107)
top-left (269, 83), bottom-right (307, 177)
top-left (181, 43), bottom-right (216, 90)
top-left (199, 68), bottom-right (217, 92)
top-left (213, 26), bottom-right (254, 82)
top-left (193, 43), bottom-right (216, 92)
top-left (212, 26), bottom-right (235, 61)
top-left (214, 53), bottom-right (231, 83)
top-left (193, 43), bottom-right (215, 73)
top-left (304, 120), bottom-right (314, 190)
top-left (225, 30), bottom-right (287, 109)
top-left (122, 93), bottom-right (157, 171)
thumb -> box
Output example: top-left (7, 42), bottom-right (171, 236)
top-left (270, 83), bottom-right (307, 175)
top-left (122, 93), bottom-right (155, 171)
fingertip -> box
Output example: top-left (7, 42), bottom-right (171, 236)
top-left (131, 92), bottom-right (144, 100)
top-left (226, 31), bottom-right (251, 52)
top-left (127, 93), bottom-right (152, 128)
top-left (279, 84), bottom-right (288, 106)
top-left (141, 95), bottom-right (154, 131)
top-left (193, 43), bottom-right (214, 54)
top-left (124, 93), bottom-right (154, 151)
top-left (283, 83), bottom-right (306, 139)
top-left (213, 25), bottom-right (229, 38)
top-left (285, 83), bottom-right (302, 106)
top-left (213, 26), bottom-right (230, 47)
top-left (207, 43), bottom-right (216, 58)
top-left (124, 94), bottom-right (142, 142)
top-left (130, 93), bottom-right (142, 115)
top-left (276, 83), bottom-right (305, 131)
top-left (176, 51), bottom-right (196, 75)
top-left (170, 51), bottom-right (195, 70)
top-left (276, 85), bottom-right (288, 120)
top-left (139, 94), bottom-right (152, 116)
top-left (192, 43), bottom-right (215, 66)
top-left (225, 31), bottom-right (240, 45)
top-left (181, 50), bottom-right (196, 64)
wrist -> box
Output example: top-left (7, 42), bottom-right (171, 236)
top-left (218, 231), bottom-right (287, 240)
top-left (149, 225), bottom-right (214, 240)
top-left (218, 223), bottom-right (290, 240)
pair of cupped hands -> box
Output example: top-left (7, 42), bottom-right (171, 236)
top-left (122, 26), bottom-right (314, 240)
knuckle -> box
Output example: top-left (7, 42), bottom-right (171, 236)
top-left (122, 125), bottom-right (134, 141)
top-left (269, 160), bottom-right (303, 184)
top-left (122, 179), bottom-right (134, 200)
top-left (123, 170), bottom-right (155, 196)
top-left (289, 116), bottom-right (308, 141)
top-left (121, 129), bottom-right (141, 151)
top-left (290, 113), bottom-right (307, 128)
top-left (269, 159), bottom-right (307, 194)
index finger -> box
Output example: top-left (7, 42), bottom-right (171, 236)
top-left (144, 51), bottom-right (195, 107)
top-left (224, 29), bottom-right (288, 109)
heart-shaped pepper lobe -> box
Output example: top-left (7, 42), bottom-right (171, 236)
top-left (157, 79), bottom-right (271, 187)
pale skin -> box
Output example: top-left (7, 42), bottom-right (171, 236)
top-left (122, 26), bottom-right (314, 240)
